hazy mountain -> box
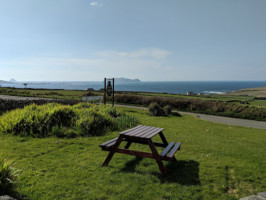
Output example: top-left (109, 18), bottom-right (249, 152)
top-left (115, 78), bottom-right (141, 83)
top-left (9, 78), bottom-right (16, 82)
top-left (0, 80), bottom-right (11, 83)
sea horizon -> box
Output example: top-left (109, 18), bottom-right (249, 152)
top-left (1, 80), bottom-right (266, 95)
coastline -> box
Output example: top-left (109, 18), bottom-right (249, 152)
top-left (227, 86), bottom-right (266, 97)
top-left (1, 81), bottom-right (266, 95)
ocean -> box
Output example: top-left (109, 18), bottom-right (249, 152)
top-left (1, 81), bottom-right (266, 95)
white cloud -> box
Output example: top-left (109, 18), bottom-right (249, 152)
top-left (98, 48), bottom-right (171, 60)
top-left (90, 2), bottom-right (98, 6)
top-left (90, 2), bottom-right (103, 7)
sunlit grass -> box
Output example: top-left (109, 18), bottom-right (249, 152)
top-left (0, 107), bottom-right (265, 199)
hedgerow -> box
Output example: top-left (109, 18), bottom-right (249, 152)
top-left (115, 94), bottom-right (266, 121)
top-left (0, 103), bottom-right (138, 137)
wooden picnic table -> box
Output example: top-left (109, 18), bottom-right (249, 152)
top-left (99, 125), bottom-right (181, 174)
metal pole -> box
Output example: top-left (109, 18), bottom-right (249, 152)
top-left (104, 78), bottom-right (106, 105)
top-left (112, 78), bottom-right (115, 107)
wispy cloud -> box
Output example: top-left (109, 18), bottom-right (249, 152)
top-left (90, 2), bottom-right (103, 7)
top-left (98, 48), bottom-right (171, 60)
top-left (0, 48), bottom-right (172, 81)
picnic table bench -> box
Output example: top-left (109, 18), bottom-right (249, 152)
top-left (99, 125), bottom-right (181, 174)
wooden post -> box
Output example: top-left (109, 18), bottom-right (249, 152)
top-left (112, 78), bottom-right (115, 107)
top-left (104, 78), bottom-right (106, 105)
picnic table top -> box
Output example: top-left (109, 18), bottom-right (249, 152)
top-left (119, 125), bottom-right (164, 139)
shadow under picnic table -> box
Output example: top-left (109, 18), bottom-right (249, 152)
top-left (159, 160), bottom-right (200, 185)
top-left (120, 157), bottom-right (200, 186)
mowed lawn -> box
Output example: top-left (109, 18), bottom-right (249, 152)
top-left (0, 107), bottom-right (265, 200)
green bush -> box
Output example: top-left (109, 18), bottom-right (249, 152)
top-left (0, 103), bottom-right (138, 137)
top-left (0, 158), bottom-right (19, 196)
top-left (163, 105), bottom-right (172, 116)
top-left (148, 103), bottom-right (165, 116)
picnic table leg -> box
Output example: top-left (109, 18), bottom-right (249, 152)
top-left (124, 141), bottom-right (132, 149)
top-left (159, 132), bottom-right (169, 147)
top-left (102, 135), bottom-right (123, 167)
top-left (159, 132), bottom-right (178, 161)
top-left (148, 139), bottom-right (167, 175)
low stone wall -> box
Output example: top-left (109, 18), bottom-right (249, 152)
top-left (0, 97), bottom-right (80, 113)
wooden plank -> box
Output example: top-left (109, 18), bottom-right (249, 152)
top-left (104, 148), bottom-right (174, 161)
top-left (167, 142), bottom-right (181, 158)
top-left (105, 140), bottom-right (117, 148)
top-left (125, 125), bottom-right (153, 136)
top-left (138, 127), bottom-right (162, 138)
top-left (117, 136), bottom-right (165, 147)
top-left (120, 125), bottom-right (147, 136)
top-left (160, 142), bottom-right (175, 157)
top-left (122, 135), bottom-right (149, 143)
top-left (101, 146), bottom-right (112, 151)
top-left (123, 126), bottom-right (152, 136)
top-left (140, 128), bottom-right (164, 139)
top-left (99, 137), bottom-right (118, 147)
top-left (115, 148), bottom-right (154, 158)
top-left (134, 126), bottom-right (159, 137)
top-left (119, 125), bottom-right (143, 135)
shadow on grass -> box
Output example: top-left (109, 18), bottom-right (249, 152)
top-left (172, 112), bottom-right (182, 117)
top-left (120, 157), bottom-right (200, 186)
top-left (158, 160), bottom-right (200, 185)
top-left (121, 156), bottom-right (143, 172)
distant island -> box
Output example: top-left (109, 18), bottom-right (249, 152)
top-left (115, 78), bottom-right (141, 83)
top-left (9, 78), bottom-right (16, 82)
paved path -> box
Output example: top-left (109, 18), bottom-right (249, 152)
top-left (114, 104), bottom-right (266, 130)
top-left (240, 192), bottom-right (266, 200)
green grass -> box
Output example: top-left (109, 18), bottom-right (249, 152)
top-left (136, 92), bottom-right (255, 102)
top-left (248, 100), bottom-right (266, 108)
top-left (0, 107), bottom-right (265, 200)
top-left (0, 87), bottom-right (87, 100)
top-left (0, 157), bottom-right (19, 196)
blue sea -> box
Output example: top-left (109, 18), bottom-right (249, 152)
top-left (1, 81), bottom-right (266, 95)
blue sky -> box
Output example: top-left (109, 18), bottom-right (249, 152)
top-left (0, 0), bottom-right (265, 81)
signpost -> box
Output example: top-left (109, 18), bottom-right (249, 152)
top-left (104, 78), bottom-right (115, 106)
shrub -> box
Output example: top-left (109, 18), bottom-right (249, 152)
top-left (0, 103), bottom-right (139, 138)
top-left (114, 114), bottom-right (139, 130)
top-left (148, 103), bottom-right (165, 116)
top-left (163, 105), bottom-right (172, 116)
top-left (0, 158), bottom-right (19, 196)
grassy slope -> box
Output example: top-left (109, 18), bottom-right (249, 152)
top-left (136, 92), bottom-right (255, 102)
top-left (0, 88), bottom-right (86, 100)
top-left (228, 87), bottom-right (266, 97)
top-left (0, 107), bottom-right (265, 200)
